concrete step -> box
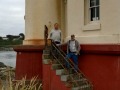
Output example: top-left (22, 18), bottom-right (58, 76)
top-left (51, 64), bottom-right (63, 70)
top-left (70, 78), bottom-right (88, 87)
top-left (56, 68), bottom-right (76, 75)
top-left (44, 58), bottom-right (65, 64)
top-left (44, 46), bottom-right (51, 50)
top-left (70, 73), bottom-right (83, 80)
top-left (42, 59), bottom-right (52, 64)
top-left (51, 58), bottom-right (65, 64)
top-left (65, 79), bottom-right (87, 88)
top-left (71, 84), bottom-right (92, 90)
top-left (61, 73), bottom-right (83, 82)
top-left (42, 54), bottom-right (51, 59)
top-left (51, 59), bottom-right (61, 64)
top-left (43, 50), bottom-right (51, 54)
top-left (56, 69), bottom-right (67, 75)
top-left (61, 74), bottom-right (71, 82)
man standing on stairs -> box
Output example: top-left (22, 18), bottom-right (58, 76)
top-left (49, 23), bottom-right (61, 45)
top-left (66, 34), bottom-right (81, 71)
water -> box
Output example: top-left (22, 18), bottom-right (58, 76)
top-left (0, 51), bottom-right (16, 68)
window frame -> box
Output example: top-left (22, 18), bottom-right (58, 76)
top-left (82, 0), bottom-right (101, 31)
top-left (89, 0), bottom-right (100, 21)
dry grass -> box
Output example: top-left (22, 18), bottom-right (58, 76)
top-left (13, 76), bottom-right (42, 90)
top-left (0, 67), bottom-right (42, 90)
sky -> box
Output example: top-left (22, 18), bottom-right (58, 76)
top-left (0, 0), bottom-right (25, 37)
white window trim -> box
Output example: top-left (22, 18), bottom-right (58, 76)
top-left (82, 21), bottom-right (101, 31)
top-left (82, 0), bottom-right (101, 31)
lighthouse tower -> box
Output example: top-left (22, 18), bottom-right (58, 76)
top-left (14, 0), bottom-right (120, 90)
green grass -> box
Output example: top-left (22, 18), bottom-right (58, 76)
top-left (0, 39), bottom-right (23, 46)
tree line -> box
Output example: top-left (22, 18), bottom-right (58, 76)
top-left (0, 33), bottom-right (25, 46)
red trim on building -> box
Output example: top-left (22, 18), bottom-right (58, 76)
top-left (14, 44), bottom-right (120, 90)
top-left (14, 45), bottom-right (44, 80)
top-left (81, 44), bottom-right (120, 55)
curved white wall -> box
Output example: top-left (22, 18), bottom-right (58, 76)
top-left (25, 0), bottom-right (61, 43)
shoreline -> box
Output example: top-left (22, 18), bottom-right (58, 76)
top-left (0, 47), bottom-right (13, 51)
top-left (0, 51), bottom-right (16, 68)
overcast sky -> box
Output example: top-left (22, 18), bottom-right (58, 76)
top-left (0, 0), bottom-right (25, 37)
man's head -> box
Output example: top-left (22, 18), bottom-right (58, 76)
top-left (54, 23), bottom-right (59, 30)
top-left (71, 34), bottom-right (75, 41)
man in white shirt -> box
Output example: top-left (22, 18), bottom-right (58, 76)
top-left (66, 34), bottom-right (81, 71)
top-left (49, 23), bottom-right (61, 44)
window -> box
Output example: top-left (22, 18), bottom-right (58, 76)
top-left (89, 0), bottom-right (100, 21)
top-left (83, 0), bottom-right (101, 30)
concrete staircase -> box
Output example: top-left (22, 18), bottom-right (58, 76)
top-left (42, 46), bottom-right (93, 90)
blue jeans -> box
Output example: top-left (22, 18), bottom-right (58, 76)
top-left (66, 53), bottom-right (78, 71)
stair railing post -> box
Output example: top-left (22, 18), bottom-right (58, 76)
top-left (44, 25), bottom-right (48, 49)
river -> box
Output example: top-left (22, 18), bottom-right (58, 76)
top-left (0, 51), bottom-right (16, 68)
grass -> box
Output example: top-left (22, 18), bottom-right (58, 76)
top-left (0, 67), bottom-right (42, 90)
